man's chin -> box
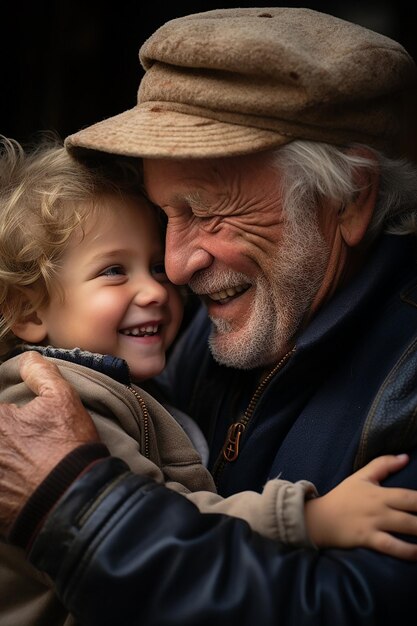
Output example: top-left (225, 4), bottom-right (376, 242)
top-left (208, 320), bottom-right (292, 370)
top-left (208, 326), bottom-right (241, 368)
top-left (208, 330), bottom-right (262, 370)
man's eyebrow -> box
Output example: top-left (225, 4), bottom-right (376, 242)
top-left (183, 191), bottom-right (211, 210)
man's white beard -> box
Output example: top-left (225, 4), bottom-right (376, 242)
top-left (190, 214), bottom-right (330, 370)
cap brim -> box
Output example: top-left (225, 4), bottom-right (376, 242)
top-left (65, 105), bottom-right (290, 159)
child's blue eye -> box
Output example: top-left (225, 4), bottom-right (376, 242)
top-left (101, 265), bottom-right (125, 277)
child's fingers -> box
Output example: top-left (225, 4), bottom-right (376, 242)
top-left (380, 509), bottom-right (417, 537)
top-left (371, 530), bottom-right (417, 561)
top-left (385, 487), bottom-right (417, 514)
top-left (358, 454), bottom-right (409, 483)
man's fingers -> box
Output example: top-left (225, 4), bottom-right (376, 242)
top-left (18, 351), bottom-right (99, 441)
top-left (0, 351), bottom-right (102, 536)
top-left (19, 351), bottom-right (70, 397)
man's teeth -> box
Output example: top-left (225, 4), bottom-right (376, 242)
top-left (121, 324), bottom-right (159, 336)
top-left (210, 284), bottom-right (249, 302)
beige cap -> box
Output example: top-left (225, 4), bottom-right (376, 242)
top-left (65, 7), bottom-right (417, 159)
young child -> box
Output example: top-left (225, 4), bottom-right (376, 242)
top-left (1, 137), bottom-right (416, 626)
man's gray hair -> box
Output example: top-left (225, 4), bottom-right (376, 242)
top-left (272, 141), bottom-right (417, 243)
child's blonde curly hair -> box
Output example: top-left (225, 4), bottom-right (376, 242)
top-left (0, 135), bottom-right (145, 356)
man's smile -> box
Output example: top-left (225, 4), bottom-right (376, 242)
top-left (208, 283), bottom-right (251, 303)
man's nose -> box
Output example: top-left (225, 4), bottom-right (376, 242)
top-left (165, 227), bottom-right (213, 285)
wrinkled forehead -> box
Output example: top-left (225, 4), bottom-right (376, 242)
top-left (142, 151), bottom-right (276, 198)
top-left (142, 153), bottom-right (285, 223)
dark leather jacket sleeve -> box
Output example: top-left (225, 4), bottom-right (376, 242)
top-left (27, 455), bottom-right (417, 626)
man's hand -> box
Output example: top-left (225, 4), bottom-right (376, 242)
top-left (0, 351), bottom-right (99, 536)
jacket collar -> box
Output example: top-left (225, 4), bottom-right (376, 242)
top-left (296, 234), bottom-right (417, 353)
top-left (13, 345), bottom-right (132, 385)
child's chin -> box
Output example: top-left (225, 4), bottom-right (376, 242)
top-left (130, 362), bottom-right (165, 382)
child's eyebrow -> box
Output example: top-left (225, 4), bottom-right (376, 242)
top-left (85, 249), bottom-right (126, 266)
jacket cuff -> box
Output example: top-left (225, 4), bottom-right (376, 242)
top-left (268, 478), bottom-right (319, 548)
top-left (8, 442), bottom-right (110, 551)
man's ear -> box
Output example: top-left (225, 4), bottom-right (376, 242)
top-left (339, 149), bottom-right (379, 247)
top-left (11, 310), bottom-right (48, 344)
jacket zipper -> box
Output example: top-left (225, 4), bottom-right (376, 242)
top-left (126, 386), bottom-right (151, 458)
top-left (212, 347), bottom-right (295, 485)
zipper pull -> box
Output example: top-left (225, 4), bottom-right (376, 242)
top-left (222, 422), bottom-right (245, 462)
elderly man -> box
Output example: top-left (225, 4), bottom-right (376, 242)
top-left (1, 8), bottom-right (417, 625)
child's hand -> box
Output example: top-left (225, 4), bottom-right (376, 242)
top-left (304, 454), bottom-right (417, 559)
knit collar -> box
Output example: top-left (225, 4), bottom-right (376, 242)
top-left (14, 345), bottom-right (131, 385)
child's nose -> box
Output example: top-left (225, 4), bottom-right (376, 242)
top-left (132, 276), bottom-right (168, 307)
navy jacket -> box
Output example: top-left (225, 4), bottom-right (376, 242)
top-left (22, 234), bottom-right (417, 625)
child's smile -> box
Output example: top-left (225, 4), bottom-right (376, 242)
top-left (29, 193), bottom-right (184, 381)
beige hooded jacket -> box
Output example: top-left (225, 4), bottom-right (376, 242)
top-left (0, 354), bottom-right (317, 626)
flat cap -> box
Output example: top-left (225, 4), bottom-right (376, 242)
top-left (65, 7), bottom-right (417, 158)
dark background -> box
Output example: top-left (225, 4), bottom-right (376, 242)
top-left (1, 1), bottom-right (416, 146)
